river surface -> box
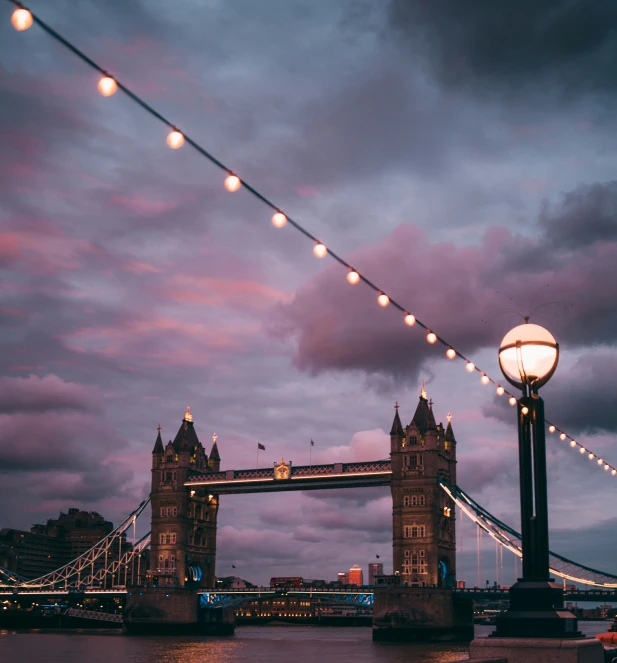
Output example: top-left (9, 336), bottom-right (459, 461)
top-left (0, 623), bottom-right (610, 663)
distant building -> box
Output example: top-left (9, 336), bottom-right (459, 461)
top-left (0, 508), bottom-right (119, 580)
top-left (349, 564), bottom-right (363, 586)
top-left (216, 576), bottom-right (254, 589)
top-left (368, 562), bottom-right (383, 585)
top-left (337, 572), bottom-right (349, 585)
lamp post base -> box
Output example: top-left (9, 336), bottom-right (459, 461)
top-left (492, 581), bottom-right (582, 639)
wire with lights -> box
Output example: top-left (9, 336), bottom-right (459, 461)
top-left (7, 1), bottom-right (617, 479)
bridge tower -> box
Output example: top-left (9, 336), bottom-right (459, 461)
top-left (149, 407), bottom-right (219, 589)
top-left (390, 385), bottom-right (457, 588)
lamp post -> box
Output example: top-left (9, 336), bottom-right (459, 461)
top-left (493, 320), bottom-right (580, 639)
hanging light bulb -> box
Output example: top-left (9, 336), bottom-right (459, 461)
top-left (11, 8), bottom-right (33, 31)
top-left (313, 243), bottom-right (327, 258)
top-left (597, 458), bottom-right (603, 466)
top-left (272, 212), bottom-right (287, 228)
top-left (166, 130), bottom-right (184, 149)
top-left (481, 375), bottom-right (490, 385)
top-left (377, 293), bottom-right (390, 307)
top-left (347, 270), bottom-right (360, 285)
top-left (605, 464), bottom-right (610, 471)
top-left (612, 469), bottom-right (616, 476)
top-left (404, 313), bottom-right (416, 327)
top-left (426, 332), bottom-right (437, 344)
top-left (570, 440), bottom-right (576, 448)
top-left (509, 397), bottom-right (516, 406)
top-left (97, 76), bottom-right (117, 97)
top-left (465, 362), bottom-right (475, 373)
top-left (496, 386), bottom-right (505, 396)
top-left (224, 174), bottom-right (241, 191)
top-left (560, 433), bottom-right (566, 441)
top-left (588, 452), bottom-right (594, 460)
top-left (521, 406), bottom-right (529, 415)
top-left (548, 425), bottom-right (556, 433)
top-left (580, 447), bottom-right (586, 454)
top-left (446, 348), bottom-right (456, 359)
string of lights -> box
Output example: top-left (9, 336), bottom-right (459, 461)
top-left (7, 1), bottom-right (616, 478)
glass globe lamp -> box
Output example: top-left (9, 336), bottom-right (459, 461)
top-left (498, 322), bottom-right (559, 391)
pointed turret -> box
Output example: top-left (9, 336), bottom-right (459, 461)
top-left (208, 432), bottom-right (221, 472)
top-left (152, 425), bottom-right (164, 454)
top-left (390, 402), bottom-right (404, 436)
top-left (445, 412), bottom-right (456, 443)
top-left (410, 383), bottom-right (436, 432)
top-left (173, 405), bottom-right (201, 452)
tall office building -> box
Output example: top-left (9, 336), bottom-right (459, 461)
top-left (337, 572), bottom-right (349, 585)
top-left (349, 564), bottom-right (363, 586)
top-left (368, 562), bottom-right (384, 585)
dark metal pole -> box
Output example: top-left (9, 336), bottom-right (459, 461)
top-left (530, 393), bottom-right (550, 581)
top-left (517, 397), bottom-right (533, 580)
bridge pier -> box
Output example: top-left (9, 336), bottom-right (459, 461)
top-left (372, 587), bottom-right (473, 642)
top-left (124, 587), bottom-right (235, 635)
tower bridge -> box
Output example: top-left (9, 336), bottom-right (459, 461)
top-left (2, 393), bottom-right (616, 639)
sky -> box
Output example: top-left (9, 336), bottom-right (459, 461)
top-left (0, 0), bottom-right (616, 587)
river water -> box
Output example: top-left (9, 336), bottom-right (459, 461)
top-left (0, 623), bottom-right (610, 663)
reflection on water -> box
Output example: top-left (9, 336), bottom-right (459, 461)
top-left (0, 623), bottom-right (609, 663)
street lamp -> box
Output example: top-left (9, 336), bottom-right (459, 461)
top-left (494, 320), bottom-right (580, 638)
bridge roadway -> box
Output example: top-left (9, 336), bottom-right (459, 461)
top-left (2, 586), bottom-right (615, 602)
top-left (184, 460), bottom-right (393, 493)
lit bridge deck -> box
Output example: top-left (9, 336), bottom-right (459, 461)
top-left (185, 460), bottom-right (393, 493)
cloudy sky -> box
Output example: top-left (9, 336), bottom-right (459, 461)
top-left (1, 0), bottom-right (616, 586)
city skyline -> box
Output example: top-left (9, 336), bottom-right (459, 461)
top-left (1, 0), bottom-right (616, 590)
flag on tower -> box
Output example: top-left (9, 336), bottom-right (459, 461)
top-left (257, 442), bottom-right (266, 451)
top-left (376, 554), bottom-right (381, 559)
top-left (310, 439), bottom-right (314, 447)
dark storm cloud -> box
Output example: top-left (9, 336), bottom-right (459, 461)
top-left (278, 179), bottom-right (617, 383)
top-left (0, 374), bottom-right (99, 413)
top-left (484, 349), bottom-right (617, 435)
top-left (388, 0), bottom-right (617, 98)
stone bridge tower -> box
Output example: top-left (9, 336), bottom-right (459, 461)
top-left (390, 386), bottom-right (457, 588)
top-left (149, 407), bottom-right (220, 589)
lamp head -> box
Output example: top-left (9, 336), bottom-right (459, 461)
top-left (498, 322), bottom-right (559, 391)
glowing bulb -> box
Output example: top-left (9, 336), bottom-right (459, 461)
top-left (446, 348), bottom-right (456, 359)
top-left (588, 453), bottom-right (594, 460)
top-left (166, 130), bottom-right (184, 149)
top-left (612, 469), bottom-right (616, 476)
top-left (427, 332), bottom-right (437, 344)
top-left (548, 425), bottom-right (556, 433)
top-left (605, 464), bottom-right (610, 471)
top-left (377, 293), bottom-right (390, 307)
top-left (481, 375), bottom-right (490, 385)
top-left (560, 433), bottom-right (566, 441)
top-left (347, 270), bottom-right (360, 284)
top-left (580, 447), bottom-right (585, 454)
top-left (496, 386), bottom-right (504, 396)
top-left (272, 212), bottom-right (287, 228)
top-left (521, 406), bottom-right (529, 415)
top-left (570, 440), bottom-right (576, 448)
top-left (597, 458), bottom-right (603, 466)
top-left (466, 362), bottom-right (475, 373)
top-left (404, 313), bottom-right (416, 327)
top-left (509, 397), bottom-right (517, 406)
top-left (224, 174), bottom-right (241, 191)
top-left (11, 8), bottom-right (33, 31)
top-left (98, 76), bottom-right (117, 97)
top-left (313, 243), bottom-right (327, 258)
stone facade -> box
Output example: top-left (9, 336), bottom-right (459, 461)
top-left (389, 388), bottom-right (457, 589)
top-left (149, 408), bottom-right (220, 589)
